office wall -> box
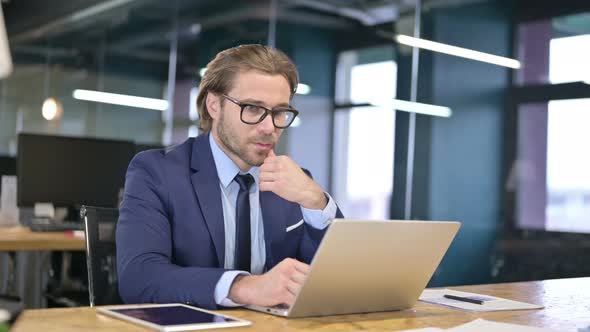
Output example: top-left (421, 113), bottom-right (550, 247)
top-left (287, 26), bottom-right (336, 190)
top-left (0, 90), bottom-right (18, 154)
top-left (393, 1), bottom-right (511, 286)
top-left (288, 94), bottom-right (332, 190)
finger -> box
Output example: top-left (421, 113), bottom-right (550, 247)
top-left (292, 260), bottom-right (311, 275)
top-left (284, 292), bottom-right (297, 307)
top-left (263, 152), bottom-right (276, 160)
top-left (263, 151), bottom-right (278, 162)
top-left (262, 158), bottom-right (278, 167)
top-left (259, 172), bottom-right (276, 182)
top-left (259, 181), bottom-right (275, 192)
top-left (286, 279), bottom-right (302, 297)
top-left (260, 162), bottom-right (278, 173)
top-left (289, 269), bottom-right (307, 285)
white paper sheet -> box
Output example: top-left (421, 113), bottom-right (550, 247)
top-left (419, 288), bottom-right (543, 312)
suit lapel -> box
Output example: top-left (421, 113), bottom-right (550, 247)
top-left (190, 134), bottom-right (225, 267)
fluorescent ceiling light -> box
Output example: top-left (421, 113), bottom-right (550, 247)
top-left (369, 98), bottom-right (452, 118)
top-left (296, 83), bottom-right (311, 95)
top-left (199, 67), bottom-right (207, 77)
top-left (72, 89), bottom-right (169, 111)
top-left (395, 34), bottom-right (521, 69)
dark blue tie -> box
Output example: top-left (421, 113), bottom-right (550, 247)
top-left (234, 173), bottom-right (254, 272)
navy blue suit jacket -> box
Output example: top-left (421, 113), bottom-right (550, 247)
top-left (116, 133), bottom-right (343, 308)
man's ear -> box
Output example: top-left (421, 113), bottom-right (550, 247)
top-left (206, 92), bottom-right (220, 120)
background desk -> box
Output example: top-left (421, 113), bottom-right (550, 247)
top-left (0, 226), bottom-right (85, 308)
top-left (0, 226), bottom-right (85, 251)
top-left (11, 277), bottom-right (590, 331)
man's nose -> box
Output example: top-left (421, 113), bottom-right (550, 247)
top-left (258, 113), bottom-right (275, 133)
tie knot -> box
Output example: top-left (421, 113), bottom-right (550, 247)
top-left (234, 173), bottom-right (255, 191)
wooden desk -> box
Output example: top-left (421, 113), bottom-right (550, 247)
top-left (0, 226), bottom-right (84, 251)
top-left (0, 226), bottom-right (85, 308)
top-left (11, 277), bottom-right (590, 331)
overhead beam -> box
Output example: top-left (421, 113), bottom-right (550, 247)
top-left (109, 4), bottom-right (355, 50)
top-left (9, 0), bottom-right (146, 44)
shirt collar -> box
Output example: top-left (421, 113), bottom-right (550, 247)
top-left (209, 133), bottom-right (260, 188)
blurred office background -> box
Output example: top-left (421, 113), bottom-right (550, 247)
top-left (1, 0), bottom-right (590, 307)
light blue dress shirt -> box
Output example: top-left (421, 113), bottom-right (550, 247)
top-left (208, 134), bottom-right (337, 306)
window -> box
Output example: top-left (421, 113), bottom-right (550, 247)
top-left (333, 47), bottom-right (396, 219)
top-left (514, 14), bottom-right (590, 233)
top-left (516, 99), bottom-right (590, 234)
top-left (549, 34), bottom-right (590, 84)
top-left (517, 12), bottom-right (590, 85)
top-left (546, 99), bottom-right (590, 233)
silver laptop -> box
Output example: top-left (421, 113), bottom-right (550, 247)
top-left (246, 219), bottom-right (461, 318)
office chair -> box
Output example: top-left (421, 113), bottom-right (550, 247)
top-left (81, 205), bottom-right (122, 306)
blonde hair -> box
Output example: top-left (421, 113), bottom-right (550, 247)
top-left (196, 44), bottom-right (299, 132)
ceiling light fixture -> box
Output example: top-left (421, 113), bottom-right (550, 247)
top-left (369, 98), bottom-right (452, 118)
top-left (395, 34), bottom-right (521, 69)
top-left (72, 89), bottom-right (169, 111)
top-left (41, 97), bottom-right (62, 120)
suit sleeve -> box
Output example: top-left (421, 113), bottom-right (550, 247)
top-left (116, 152), bottom-right (225, 309)
top-left (296, 170), bottom-right (345, 263)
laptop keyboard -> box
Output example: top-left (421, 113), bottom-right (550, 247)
top-left (272, 303), bottom-right (290, 310)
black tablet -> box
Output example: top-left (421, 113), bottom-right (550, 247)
top-left (97, 304), bottom-right (251, 331)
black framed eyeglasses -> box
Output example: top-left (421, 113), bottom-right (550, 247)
top-left (221, 94), bottom-right (299, 129)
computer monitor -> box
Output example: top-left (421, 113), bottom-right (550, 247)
top-left (0, 155), bottom-right (16, 175)
top-left (17, 133), bottom-right (135, 209)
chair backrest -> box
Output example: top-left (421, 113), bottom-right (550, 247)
top-left (81, 205), bottom-right (122, 306)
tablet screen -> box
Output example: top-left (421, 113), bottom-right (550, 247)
top-left (109, 305), bottom-right (239, 326)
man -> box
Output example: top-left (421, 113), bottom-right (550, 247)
top-left (117, 44), bottom-right (343, 309)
